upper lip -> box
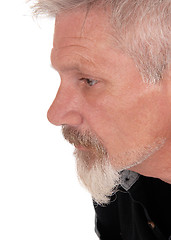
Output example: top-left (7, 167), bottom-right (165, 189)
top-left (75, 144), bottom-right (87, 151)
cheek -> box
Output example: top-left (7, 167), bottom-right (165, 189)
top-left (85, 92), bottom-right (169, 151)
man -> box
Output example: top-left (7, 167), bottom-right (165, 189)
top-left (32, 0), bottom-right (171, 239)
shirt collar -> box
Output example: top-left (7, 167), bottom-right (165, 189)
top-left (120, 170), bottom-right (140, 191)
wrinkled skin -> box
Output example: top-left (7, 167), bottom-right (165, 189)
top-left (48, 7), bottom-right (171, 183)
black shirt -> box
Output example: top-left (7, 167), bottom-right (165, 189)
top-left (94, 171), bottom-right (171, 240)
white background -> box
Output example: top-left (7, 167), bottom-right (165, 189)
top-left (0, 1), bottom-right (98, 239)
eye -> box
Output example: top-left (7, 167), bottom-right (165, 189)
top-left (79, 78), bottom-right (98, 87)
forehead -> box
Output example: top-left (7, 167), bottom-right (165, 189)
top-left (51, 7), bottom-right (141, 83)
top-left (53, 7), bottom-right (114, 49)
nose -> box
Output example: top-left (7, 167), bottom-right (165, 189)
top-left (47, 84), bottom-right (83, 126)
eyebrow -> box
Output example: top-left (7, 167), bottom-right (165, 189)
top-left (51, 50), bottom-right (97, 74)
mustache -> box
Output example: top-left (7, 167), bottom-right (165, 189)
top-left (62, 125), bottom-right (107, 156)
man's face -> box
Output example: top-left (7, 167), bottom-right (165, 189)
top-left (48, 7), bottom-right (171, 203)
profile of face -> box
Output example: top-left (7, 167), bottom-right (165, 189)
top-left (48, 7), bottom-right (171, 204)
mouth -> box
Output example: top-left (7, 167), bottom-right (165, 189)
top-left (74, 144), bottom-right (88, 151)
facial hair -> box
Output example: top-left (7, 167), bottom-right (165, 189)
top-left (62, 125), bottom-right (120, 205)
top-left (62, 125), bottom-right (165, 205)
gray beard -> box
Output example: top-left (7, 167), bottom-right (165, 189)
top-left (75, 149), bottom-right (120, 205)
top-left (62, 125), bottom-right (165, 205)
top-left (74, 137), bottom-right (165, 205)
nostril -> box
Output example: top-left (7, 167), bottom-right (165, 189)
top-left (62, 111), bottom-right (83, 126)
top-left (47, 104), bottom-right (83, 126)
top-left (46, 85), bottom-right (83, 126)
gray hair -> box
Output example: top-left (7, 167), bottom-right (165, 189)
top-left (32, 0), bottom-right (171, 84)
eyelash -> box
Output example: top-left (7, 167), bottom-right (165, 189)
top-left (79, 78), bottom-right (98, 87)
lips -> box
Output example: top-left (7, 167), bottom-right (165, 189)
top-left (74, 144), bottom-right (88, 151)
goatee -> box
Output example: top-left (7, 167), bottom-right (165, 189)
top-left (62, 125), bottom-right (120, 205)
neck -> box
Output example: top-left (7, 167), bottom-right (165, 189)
top-left (130, 140), bottom-right (171, 184)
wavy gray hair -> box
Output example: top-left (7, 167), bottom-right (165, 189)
top-left (32, 0), bottom-right (171, 84)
